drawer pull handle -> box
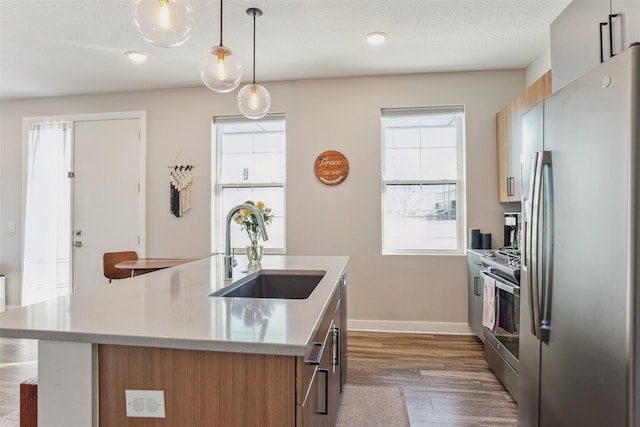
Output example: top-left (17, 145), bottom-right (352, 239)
top-left (305, 341), bottom-right (325, 365)
top-left (318, 368), bottom-right (329, 415)
top-left (332, 325), bottom-right (339, 367)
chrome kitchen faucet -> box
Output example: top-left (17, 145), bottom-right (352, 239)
top-left (224, 204), bottom-right (269, 280)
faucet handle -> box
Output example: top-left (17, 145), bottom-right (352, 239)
top-left (224, 253), bottom-right (238, 280)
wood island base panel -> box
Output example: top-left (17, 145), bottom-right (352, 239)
top-left (98, 345), bottom-right (296, 427)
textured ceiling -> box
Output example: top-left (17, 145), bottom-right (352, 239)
top-left (0, 0), bottom-right (571, 101)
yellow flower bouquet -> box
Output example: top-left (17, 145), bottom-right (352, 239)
top-left (233, 200), bottom-right (274, 262)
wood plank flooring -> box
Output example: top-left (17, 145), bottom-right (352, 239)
top-left (0, 332), bottom-right (516, 426)
top-left (0, 338), bottom-right (37, 426)
top-left (346, 331), bottom-right (517, 426)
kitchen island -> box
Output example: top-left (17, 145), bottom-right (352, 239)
top-left (0, 255), bottom-right (349, 426)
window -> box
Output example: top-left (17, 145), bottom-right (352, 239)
top-left (381, 106), bottom-right (465, 254)
top-left (22, 122), bottom-right (73, 305)
top-left (212, 115), bottom-right (286, 253)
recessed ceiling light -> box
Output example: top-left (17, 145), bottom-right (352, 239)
top-left (365, 32), bottom-right (388, 46)
top-left (125, 51), bottom-right (147, 63)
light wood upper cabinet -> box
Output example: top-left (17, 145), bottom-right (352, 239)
top-left (496, 104), bottom-right (513, 202)
top-left (496, 71), bottom-right (551, 203)
top-left (522, 72), bottom-right (552, 111)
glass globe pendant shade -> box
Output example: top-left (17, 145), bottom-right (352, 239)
top-left (200, 46), bottom-right (243, 93)
top-left (133, 0), bottom-right (194, 48)
top-left (237, 84), bottom-right (271, 120)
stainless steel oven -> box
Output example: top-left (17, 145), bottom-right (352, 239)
top-left (481, 252), bottom-right (520, 402)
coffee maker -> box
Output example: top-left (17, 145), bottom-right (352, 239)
top-left (503, 213), bottom-right (520, 249)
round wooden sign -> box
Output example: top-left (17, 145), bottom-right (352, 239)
top-left (314, 150), bottom-right (349, 186)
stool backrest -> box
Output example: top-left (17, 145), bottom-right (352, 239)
top-left (103, 251), bottom-right (138, 283)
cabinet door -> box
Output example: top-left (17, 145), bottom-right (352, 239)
top-left (496, 105), bottom-right (512, 202)
top-left (496, 72), bottom-right (551, 204)
top-left (327, 322), bottom-right (340, 426)
top-left (467, 255), bottom-right (477, 333)
top-left (612, 1), bottom-right (640, 51)
top-left (299, 367), bottom-right (327, 427)
top-left (298, 288), bottom-right (342, 427)
top-left (497, 101), bottom-right (521, 203)
top-left (339, 273), bottom-right (347, 394)
top-left (508, 98), bottom-right (523, 201)
top-left (299, 331), bottom-right (331, 427)
top-left (317, 324), bottom-right (334, 427)
top-left (467, 253), bottom-right (485, 342)
top-left (523, 72), bottom-right (551, 112)
top-left (550, 0), bottom-right (611, 92)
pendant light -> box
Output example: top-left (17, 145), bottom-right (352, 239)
top-left (133, 0), bottom-right (194, 48)
top-left (237, 8), bottom-right (271, 120)
top-left (200, 0), bottom-right (242, 93)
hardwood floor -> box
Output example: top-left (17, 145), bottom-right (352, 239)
top-left (0, 332), bottom-right (516, 426)
top-left (0, 338), bottom-right (37, 426)
top-left (346, 331), bottom-right (517, 426)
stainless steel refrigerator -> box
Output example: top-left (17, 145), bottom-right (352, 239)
top-left (518, 43), bottom-right (640, 426)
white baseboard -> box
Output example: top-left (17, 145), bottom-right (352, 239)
top-left (348, 319), bottom-right (473, 335)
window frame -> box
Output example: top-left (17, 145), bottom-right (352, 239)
top-left (211, 114), bottom-right (286, 255)
top-left (381, 106), bottom-right (466, 255)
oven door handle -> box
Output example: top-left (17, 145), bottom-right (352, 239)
top-left (481, 271), bottom-right (519, 296)
top-left (495, 280), bottom-right (519, 296)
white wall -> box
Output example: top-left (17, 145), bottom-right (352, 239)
top-left (526, 45), bottom-right (552, 86)
top-left (0, 70), bottom-right (524, 332)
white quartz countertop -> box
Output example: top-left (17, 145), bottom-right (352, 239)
top-left (0, 255), bottom-right (349, 356)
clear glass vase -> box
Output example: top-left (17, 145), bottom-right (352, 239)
top-left (246, 243), bottom-right (263, 264)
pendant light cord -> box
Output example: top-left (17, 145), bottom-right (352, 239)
top-left (252, 10), bottom-right (256, 84)
top-left (219, 0), bottom-right (224, 47)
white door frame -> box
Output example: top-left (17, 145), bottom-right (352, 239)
top-left (21, 111), bottom-right (147, 287)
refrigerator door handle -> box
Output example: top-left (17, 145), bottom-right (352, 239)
top-left (539, 152), bottom-right (553, 343)
top-left (530, 152), bottom-right (542, 339)
top-left (529, 151), bottom-right (552, 341)
top-left (524, 155), bottom-right (535, 335)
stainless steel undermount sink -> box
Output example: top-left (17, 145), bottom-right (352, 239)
top-left (211, 269), bottom-right (326, 299)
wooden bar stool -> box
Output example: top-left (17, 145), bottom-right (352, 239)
top-left (103, 251), bottom-right (138, 283)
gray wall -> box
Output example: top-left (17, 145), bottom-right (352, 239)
top-left (0, 69), bottom-right (524, 332)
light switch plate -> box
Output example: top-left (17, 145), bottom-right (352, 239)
top-left (125, 389), bottom-right (166, 418)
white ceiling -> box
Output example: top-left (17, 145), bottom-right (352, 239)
top-left (0, 0), bottom-right (571, 101)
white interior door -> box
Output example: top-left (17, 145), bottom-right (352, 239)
top-left (72, 118), bottom-right (141, 289)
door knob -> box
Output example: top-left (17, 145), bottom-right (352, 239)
top-left (74, 241), bottom-right (83, 248)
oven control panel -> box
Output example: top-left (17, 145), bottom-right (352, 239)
top-left (481, 249), bottom-right (521, 284)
